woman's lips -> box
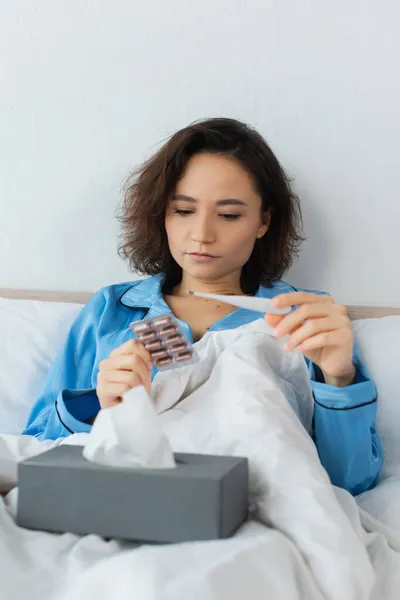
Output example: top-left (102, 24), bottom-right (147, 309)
top-left (188, 252), bottom-right (219, 262)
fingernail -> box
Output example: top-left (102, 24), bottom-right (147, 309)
top-left (284, 340), bottom-right (292, 351)
top-left (147, 361), bottom-right (153, 370)
top-left (273, 328), bottom-right (282, 338)
top-left (271, 297), bottom-right (280, 307)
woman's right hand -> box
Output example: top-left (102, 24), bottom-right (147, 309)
top-left (97, 339), bottom-right (153, 409)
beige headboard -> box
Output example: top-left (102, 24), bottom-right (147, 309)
top-left (1, 288), bottom-right (400, 320)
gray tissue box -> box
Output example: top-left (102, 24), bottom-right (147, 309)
top-left (17, 445), bottom-right (248, 543)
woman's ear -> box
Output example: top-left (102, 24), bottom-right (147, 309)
top-left (256, 210), bottom-right (271, 239)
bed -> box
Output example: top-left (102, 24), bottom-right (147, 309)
top-left (0, 288), bottom-right (399, 600)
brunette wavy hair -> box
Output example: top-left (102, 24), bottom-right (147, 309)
top-left (118, 117), bottom-right (304, 294)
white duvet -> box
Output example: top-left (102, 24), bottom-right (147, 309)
top-left (1, 320), bottom-right (400, 600)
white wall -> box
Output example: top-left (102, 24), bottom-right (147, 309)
top-left (1, 0), bottom-right (399, 305)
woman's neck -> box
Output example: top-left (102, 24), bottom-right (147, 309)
top-left (173, 272), bottom-right (244, 297)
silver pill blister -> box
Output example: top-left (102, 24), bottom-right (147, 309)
top-left (130, 313), bottom-right (199, 371)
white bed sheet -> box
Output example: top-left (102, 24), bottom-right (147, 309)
top-left (1, 443), bottom-right (400, 600)
top-left (1, 321), bottom-right (400, 600)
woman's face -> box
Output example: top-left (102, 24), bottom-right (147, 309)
top-left (165, 153), bottom-right (269, 284)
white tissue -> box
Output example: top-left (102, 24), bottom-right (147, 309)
top-left (83, 386), bottom-right (176, 469)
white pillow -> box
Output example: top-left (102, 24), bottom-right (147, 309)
top-left (352, 316), bottom-right (400, 479)
top-left (0, 298), bottom-right (82, 434)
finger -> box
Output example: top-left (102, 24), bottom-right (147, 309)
top-left (100, 397), bottom-right (122, 409)
top-left (284, 316), bottom-right (350, 350)
top-left (274, 303), bottom-right (345, 338)
top-left (264, 314), bottom-right (284, 328)
top-left (121, 355), bottom-right (150, 389)
top-left (297, 328), bottom-right (353, 353)
top-left (108, 340), bottom-right (152, 368)
top-left (272, 292), bottom-right (334, 309)
top-left (109, 339), bottom-right (152, 366)
top-left (100, 382), bottom-right (135, 400)
top-left (100, 353), bottom-right (152, 374)
top-left (104, 361), bottom-right (150, 388)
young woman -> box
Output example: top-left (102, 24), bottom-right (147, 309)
top-left (23, 118), bottom-right (382, 495)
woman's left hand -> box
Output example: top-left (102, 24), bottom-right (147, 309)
top-left (265, 292), bottom-right (356, 387)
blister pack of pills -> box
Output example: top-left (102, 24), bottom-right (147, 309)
top-left (130, 313), bottom-right (199, 371)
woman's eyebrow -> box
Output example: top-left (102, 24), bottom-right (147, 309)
top-left (216, 199), bottom-right (248, 207)
top-left (172, 194), bottom-right (247, 207)
top-left (172, 195), bottom-right (197, 203)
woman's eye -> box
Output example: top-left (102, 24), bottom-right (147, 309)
top-left (220, 214), bottom-right (241, 221)
top-left (173, 210), bottom-right (241, 220)
top-left (174, 209), bottom-right (193, 216)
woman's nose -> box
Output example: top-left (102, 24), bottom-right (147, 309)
top-left (190, 215), bottom-right (216, 244)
